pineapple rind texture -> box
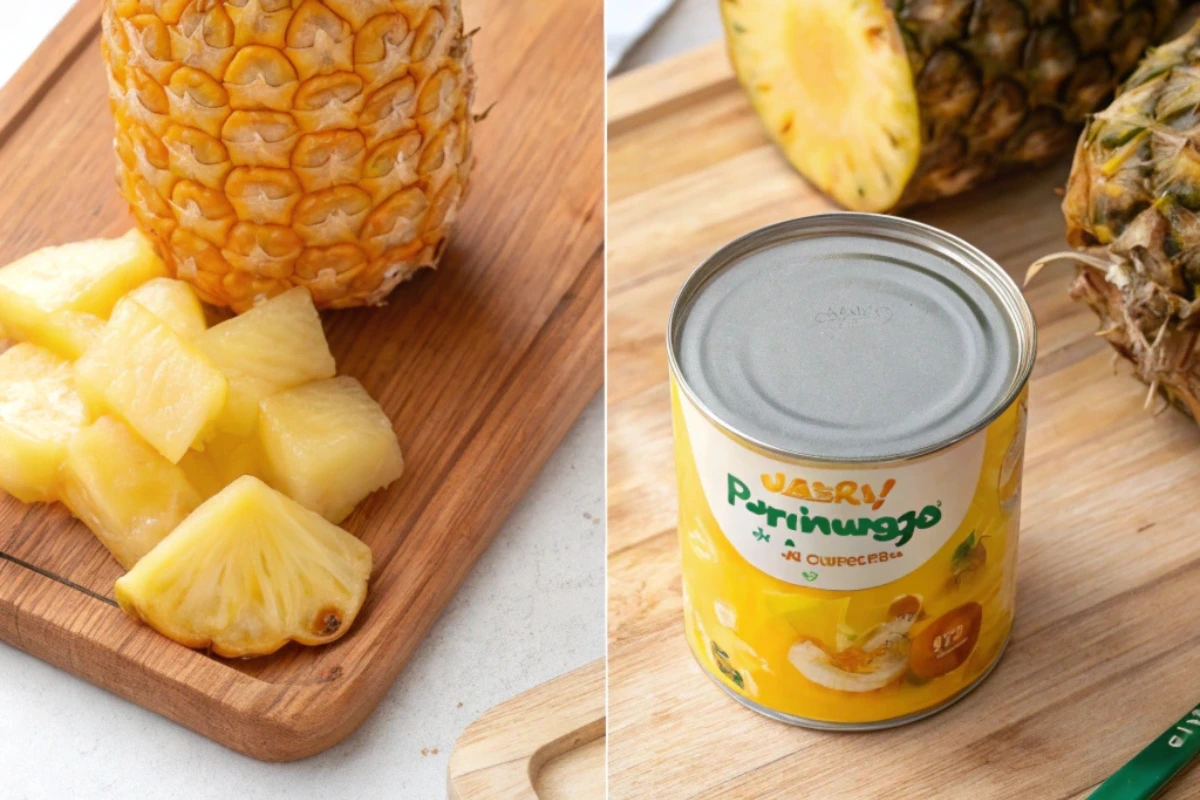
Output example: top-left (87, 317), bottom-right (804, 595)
top-left (722, 0), bottom-right (1179, 211)
top-left (1061, 22), bottom-right (1200, 421)
top-left (74, 297), bottom-right (228, 464)
top-left (0, 345), bottom-right (90, 504)
top-left (259, 376), bottom-right (404, 524)
top-left (115, 476), bottom-right (373, 659)
top-left (102, 0), bottom-right (476, 312)
top-left (61, 417), bottom-right (203, 570)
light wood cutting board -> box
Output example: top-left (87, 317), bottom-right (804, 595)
top-left (609, 42), bottom-right (1200, 799)
top-left (448, 660), bottom-right (605, 799)
top-left (0, 0), bottom-right (602, 762)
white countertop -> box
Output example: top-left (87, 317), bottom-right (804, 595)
top-left (0, 11), bottom-right (605, 798)
top-left (610, 0), bottom-right (722, 74)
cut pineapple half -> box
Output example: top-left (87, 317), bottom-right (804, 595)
top-left (61, 417), bottom-right (202, 570)
top-left (722, 0), bottom-right (920, 211)
top-left (126, 278), bottom-right (206, 340)
top-left (115, 476), bottom-right (373, 658)
top-left (197, 287), bottom-right (337, 437)
top-left (74, 297), bottom-right (227, 464)
top-left (0, 344), bottom-right (90, 503)
top-left (0, 230), bottom-right (166, 355)
top-left (259, 377), bottom-right (404, 524)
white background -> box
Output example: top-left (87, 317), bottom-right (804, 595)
top-left (0, 9), bottom-right (605, 799)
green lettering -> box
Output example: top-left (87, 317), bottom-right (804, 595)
top-left (728, 474), bottom-right (750, 506)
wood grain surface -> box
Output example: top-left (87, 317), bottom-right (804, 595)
top-left (447, 660), bottom-right (605, 799)
top-left (608, 42), bottom-right (1200, 799)
top-left (0, 0), bottom-right (603, 762)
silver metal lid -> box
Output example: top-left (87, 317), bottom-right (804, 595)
top-left (669, 214), bottom-right (1036, 463)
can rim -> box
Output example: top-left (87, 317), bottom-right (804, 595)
top-left (666, 213), bottom-right (1037, 466)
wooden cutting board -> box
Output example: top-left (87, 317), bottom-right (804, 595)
top-left (609, 43), bottom-right (1200, 799)
top-left (0, 0), bottom-right (602, 762)
top-left (448, 660), bottom-right (605, 799)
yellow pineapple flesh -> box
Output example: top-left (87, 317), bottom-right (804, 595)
top-left (180, 429), bottom-right (268, 500)
top-left (115, 476), bottom-right (373, 658)
top-left (196, 287), bottom-right (336, 436)
top-left (259, 376), bottom-right (404, 523)
top-left (0, 230), bottom-right (166, 358)
top-left (74, 297), bottom-right (227, 463)
top-left (126, 277), bottom-right (207, 339)
top-left (101, 0), bottom-right (476, 311)
top-left (0, 345), bottom-right (90, 504)
top-left (61, 417), bottom-right (203, 570)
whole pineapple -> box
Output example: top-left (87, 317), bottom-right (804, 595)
top-left (722, 0), bottom-right (1178, 212)
top-left (101, 0), bottom-right (475, 312)
top-left (1044, 22), bottom-right (1200, 419)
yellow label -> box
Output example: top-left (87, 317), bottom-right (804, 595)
top-left (673, 377), bottom-right (1027, 725)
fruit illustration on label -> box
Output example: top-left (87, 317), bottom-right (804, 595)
top-left (788, 596), bottom-right (923, 693)
top-left (909, 603), bottom-right (983, 680)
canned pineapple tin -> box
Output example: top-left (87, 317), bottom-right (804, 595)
top-left (668, 214), bottom-right (1036, 729)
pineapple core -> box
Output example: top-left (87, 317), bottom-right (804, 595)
top-left (74, 297), bottom-right (227, 464)
top-left (0, 230), bottom-right (166, 358)
top-left (722, 0), bottom-right (920, 210)
top-left (61, 417), bottom-right (202, 570)
top-left (115, 476), bottom-right (373, 659)
top-left (197, 287), bottom-right (337, 437)
top-left (0, 344), bottom-right (90, 504)
top-left (259, 377), bottom-right (405, 524)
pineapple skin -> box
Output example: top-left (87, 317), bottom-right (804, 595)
top-left (723, 0), bottom-right (1179, 211)
top-left (1061, 22), bottom-right (1200, 420)
top-left (101, 0), bottom-right (476, 312)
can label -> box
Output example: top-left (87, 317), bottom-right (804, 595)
top-left (673, 378), bottom-right (1027, 725)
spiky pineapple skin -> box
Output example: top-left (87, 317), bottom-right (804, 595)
top-left (723, 0), bottom-right (1178, 211)
top-left (101, 0), bottom-right (476, 312)
top-left (1061, 22), bottom-right (1200, 419)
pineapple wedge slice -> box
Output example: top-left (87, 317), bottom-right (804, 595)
top-left (126, 278), bottom-right (207, 340)
top-left (197, 288), bottom-right (336, 436)
top-left (115, 476), bottom-right (373, 658)
top-left (259, 377), bottom-right (404, 524)
top-left (61, 417), bottom-right (203, 570)
top-left (0, 230), bottom-right (166, 356)
top-left (722, 0), bottom-right (920, 211)
top-left (0, 344), bottom-right (90, 503)
top-left (179, 430), bottom-right (268, 500)
top-left (74, 297), bottom-right (227, 463)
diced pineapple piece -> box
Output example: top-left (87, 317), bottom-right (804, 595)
top-left (115, 476), bottom-right (373, 658)
top-left (35, 311), bottom-right (105, 361)
top-left (61, 417), bottom-right (203, 570)
top-left (127, 278), bottom-right (207, 340)
top-left (197, 287), bottom-right (336, 436)
top-left (179, 430), bottom-right (268, 500)
top-left (74, 298), bottom-right (227, 464)
top-left (0, 230), bottom-right (166, 354)
top-left (259, 377), bottom-right (404, 523)
top-left (0, 344), bottom-right (90, 503)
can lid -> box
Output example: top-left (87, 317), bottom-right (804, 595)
top-left (670, 214), bottom-right (1035, 463)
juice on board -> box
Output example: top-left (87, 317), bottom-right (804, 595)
top-left (668, 214), bottom-right (1035, 728)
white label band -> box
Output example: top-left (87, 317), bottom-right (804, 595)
top-left (679, 394), bottom-right (985, 591)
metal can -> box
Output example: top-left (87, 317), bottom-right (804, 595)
top-left (668, 213), bottom-right (1035, 729)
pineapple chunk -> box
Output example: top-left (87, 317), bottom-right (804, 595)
top-left (61, 417), bottom-right (203, 570)
top-left (179, 430), bottom-right (268, 500)
top-left (35, 311), bottom-right (105, 361)
top-left (115, 476), bottom-right (373, 658)
top-left (127, 278), bottom-right (207, 340)
top-left (0, 230), bottom-right (166, 355)
top-left (259, 377), bottom-right (404, 523)
top-left (0, 344), bottom-right (90, 503)
top-left (197, 287), bottom-right (336, 436)
top-left (722, 0), bottom-right (920, 211)
top-left (74, 298), bottom-right (227, 463)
